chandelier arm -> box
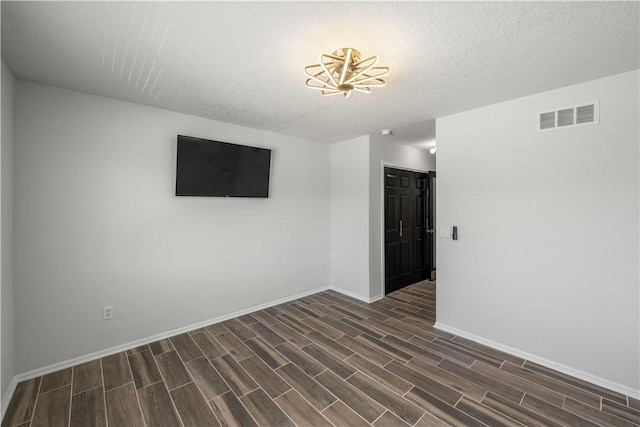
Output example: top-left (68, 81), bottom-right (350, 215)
top-left (327, 64), bottom-right (341, 80)
top-left (354, 82), bottom-right (386, 88)
top-left (321, 58), bottom-right (342, 67)
top-left (354, 83), bottom-right (384, 89)
top-left (306, 82), bottom-right (338, 91)
top-left (307, 74), bottom-right (333, 86)
top-left (348, 58), bottom-right (378, 76)
top-left (305, 64), bottom-right (343, 87)
top-left (344, 56), bottom-right (379, 84)
top-left (322, 53), bottom-right (347, 62)
top-left (304, 64), bottom-right (324, 76)
top-left (321, 90), bottom-right (345, 96)
top-left (324, 56), bottom-right (354, 84)
top-left (354, 55), bottom-right (378, 66)
top-left (338, 48), bottom-right (352, 85)
top-left (306, 81), bottom-right (336, 90)
top-left (349, 69), bottom-right (390, 84)
top-left (305, 73), bottom-right (338, 90)
top-left (310, 68), bottom-right (331, 79)
top-left (353, 76), bottom-right (387, 87)
top-left (353, 86), bottom-right (371, 93)
top-left (319, 58), bottom-right (339, 87)
top-left (305, 78), bottom-right (336, 89)
top-left (304, 65), bottom-right (327, 77)
top-left (304, 63), bottom-right (319, 71)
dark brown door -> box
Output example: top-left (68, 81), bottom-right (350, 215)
top-left (384, 167), bottom-right (431, 294)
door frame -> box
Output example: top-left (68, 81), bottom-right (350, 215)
top-left (379, 162), bottom-right (433, 297)
top-left (428, 170), bottom-right (436, 281)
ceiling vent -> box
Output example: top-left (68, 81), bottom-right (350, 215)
top-left (536, 100), bottom-right (599, 132)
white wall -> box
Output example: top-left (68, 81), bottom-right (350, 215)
top-left (368, 137), bottom-right (435, 298)
top-left (436, 70), bottom-right (639, 394)
top-left (13, 82), bottom-right (330, 373)
top-left (329, 136), bottom-right (370, 299)
top-left (330, 136), bottom-right (435, 301)
top-left (1, 61), bottom-right (15, 408)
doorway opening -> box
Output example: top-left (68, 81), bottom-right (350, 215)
top-left (383, 166), bottom-right (436, 295)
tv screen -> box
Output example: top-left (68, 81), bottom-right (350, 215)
top-left (175, 135), bottom-right (271, 197)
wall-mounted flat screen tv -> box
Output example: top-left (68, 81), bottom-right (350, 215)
top-left (175, 135), bottom-right (271, 197)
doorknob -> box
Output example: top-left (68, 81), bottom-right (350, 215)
top-left (426, 229), bottom-right (434, 234)
top-left (399, 220), bottom-right (403, 237)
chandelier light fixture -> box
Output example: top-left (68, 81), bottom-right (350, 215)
top-left (304, 48), bottom-right (390, 98)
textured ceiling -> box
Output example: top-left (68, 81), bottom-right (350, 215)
top-left (2, 1), bottom-right (638, 146)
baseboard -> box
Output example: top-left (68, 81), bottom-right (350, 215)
top-left (329, 286), bottom-right (381, 303)
top-left (434, 322), bottom-right (640, 399)
top-left (1, 377), bottom-right (18, 420)
top-left (13, 285), bottom-right (330, 384)
top-left (369, 294), bottom-right (384, 303)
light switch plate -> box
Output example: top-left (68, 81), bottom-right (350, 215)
top-left (439, 227), bottom-right (451, 239)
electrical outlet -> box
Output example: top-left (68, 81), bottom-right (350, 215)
top-left (103, 305), bottom-right (114, 321)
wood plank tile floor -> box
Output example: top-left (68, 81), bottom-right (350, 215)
top-left (3, 281), bottom-right (639, 426)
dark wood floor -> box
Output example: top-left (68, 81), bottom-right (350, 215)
top-left (3, 281), bottom-right (639, 426)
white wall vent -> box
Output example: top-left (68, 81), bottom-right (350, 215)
top-left (536, 100), bottom-right (599, 132)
